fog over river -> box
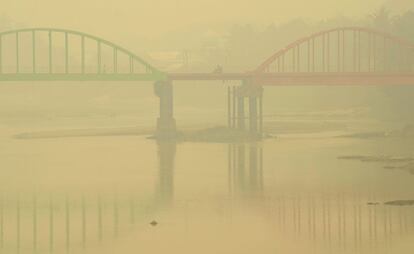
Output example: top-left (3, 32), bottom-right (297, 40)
top-left (1, 82), bottom-right (414, 253)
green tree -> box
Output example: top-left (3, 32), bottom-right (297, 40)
top-left (392, 10), bottom-right (414, 41)
top-left (370, 7), bottom-right (392, 32)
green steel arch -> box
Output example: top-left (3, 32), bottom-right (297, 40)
top-left (0, 28), bottom-right (167, 81)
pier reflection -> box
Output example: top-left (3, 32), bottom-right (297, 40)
top-left (228, 143), bottom-right (263, 197)
top-left (155, 140), bottom-right (176, 206)
top-left (1, 141), bottom-right (414, 254)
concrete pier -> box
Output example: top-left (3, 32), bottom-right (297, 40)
top-left (228, 81), bottom-right (263, 139)
top-left (154, 80), bottom-right (176, 139)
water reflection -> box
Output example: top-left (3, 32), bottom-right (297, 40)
top-left (0, 194), bottom-right (133, 253)
top-left (228, 143), bottom-right (263, 197)
top-left (264, 192), bottom-right (414, 253)
top-left (155, 141), bottom-right (176, 206)
top-left (1, 141), bottom-right (414, 254)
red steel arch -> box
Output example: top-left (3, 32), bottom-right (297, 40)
top-left (255, 27), bottom-right (414, 74)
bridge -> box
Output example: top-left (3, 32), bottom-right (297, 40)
top-left (1, 27), bottom-right (413, 138)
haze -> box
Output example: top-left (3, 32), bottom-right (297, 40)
top-left (1, 1), bottom-right (414, 254)
top-left (0, 0), bottom-right (397, 37)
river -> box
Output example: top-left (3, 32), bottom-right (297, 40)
top-left (1, 82), bottom-right (413, 254)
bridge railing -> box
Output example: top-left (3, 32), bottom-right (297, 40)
top-left (256, 27), bottom-right (414, 74)
top-left (0, 28), bottom-right (166, 80)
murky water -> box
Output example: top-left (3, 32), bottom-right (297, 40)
top-left (1, 84), bottom-right (414, 254)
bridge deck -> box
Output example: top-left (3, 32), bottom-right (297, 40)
top-left (168, 73), bottom-right (250, 81)
top-left (169, 72), bottom-right (414, 86)
top-left (1, 72), bottom-right (414, 86)
top-left (255, 73), bottom-right (414, 86)
top-left (0, 73), bottom-right (164, 82)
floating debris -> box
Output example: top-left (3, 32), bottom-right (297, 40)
top-left (337, 155), bottom-right (414, 163)
top-left (340, 125), bottom-right (414, 139)
top-left (150, 220), bottom-right (158, 226)
top-left (338, 155), bottom-right (414, 175)
top-left (339, 131), bottom-right (393, 139)
top-left (384, 200), bottom-right (414, 206)
top-left (337, 155), bottom-right (367, 160)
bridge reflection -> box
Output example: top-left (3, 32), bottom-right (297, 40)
top-left (228, 143), bottom-right (263, 197)
top-left (265, 193), bottom-right (414, 253)
top-left (1, 142), bottom-right (414, 253)
top-left (0, 141), bottom-right (176, 254)
top-left (156, 141), bottom-right (176, 206)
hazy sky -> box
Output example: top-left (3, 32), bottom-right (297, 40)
top-left (2, 0), bottom-right (390, 38)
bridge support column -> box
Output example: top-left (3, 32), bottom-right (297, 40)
top-left (248, 88), bottom-right (263, 138)
top-left (228, 81), bottom-right (263, 139)
top-left (154, 80), bottom-right (176, 139)
top-left (227, 85), bottom-right (247, 131)
top-left (249, 96), bottom-right (258, 136)
top-left (237, 95), bottom-right (246, 130)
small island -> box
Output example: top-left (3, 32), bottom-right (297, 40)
top-left (151, 126), bottom-right (272, 143)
